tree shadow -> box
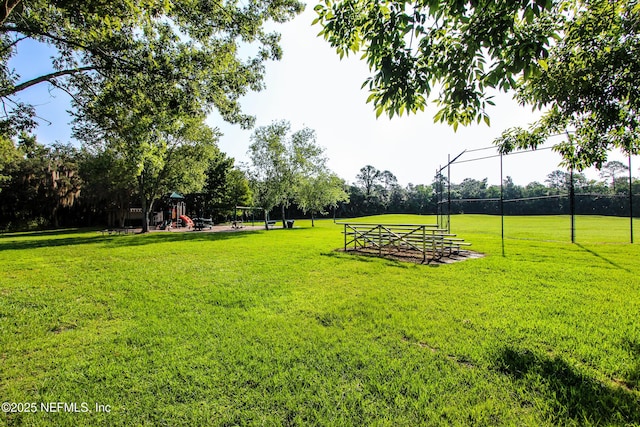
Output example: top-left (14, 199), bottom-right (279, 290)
top-left (494, 347), bottom-right (640, 425)
top-left (0, 228), bottom-right (91, 238)
top-left (622, 338), bottom-right (640, 391)
top-left (320, 250), bottom-right (411, 268)
top-left (0, 229), bottom-right (258, 251)
top-left (574, 243), bottom-right (630, 272)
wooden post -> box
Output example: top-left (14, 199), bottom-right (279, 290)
top-left (378, 225), bottom-right (382, 256)
top-left (344, 223), bottom-right (347, 251)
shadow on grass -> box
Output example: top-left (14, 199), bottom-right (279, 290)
top-left (574, 243), bottom-right (630, 272)
top-left (0, 228), bottom-right (89, 238)
top-left (622, 338), bottom-right (640, 391)
top-left (0, 229), bottom-right (258, 251)
top-left (320, 250), bottom-right (411, 268)
top-left (494, 347), bottom-right (640, 425)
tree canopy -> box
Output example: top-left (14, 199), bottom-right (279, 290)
top-left (0, 0), bottom-right (304, 135)
top-left (315, 0), bottom-right (640, 169)
top-left (496, 0), bottom-right (640, 170)
top-left (247, 120), bottom-right (345, 227)
top-left (314, 0), bottom-right (559, 126)
top-left (0, 0), bottom-right (303, 231)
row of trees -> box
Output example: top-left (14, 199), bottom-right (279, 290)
top-left (0, 119), bottom-right (351, 230)
top-left (338, 164), bottom-right (640, 218)
top-left (0, 132), bottom-right (254, 230)
top-left (1, 135), bottom-right (638, 231)
top-left (2, 1), bottom-right (640, 229)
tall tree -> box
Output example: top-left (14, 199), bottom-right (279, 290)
top-left (247, 120), bottom-right (293, 227)
top-left (0, 134), bottom-right (81, 228)
top-left (296, 171), bottom-right (348, 226)
top-left (599, 160), bottom-right (629, 193)
top-left (198, 154), bottom-right (252, 220)
top-left (1, 0), bottom-right (304, 135)
top-left (356, 165), bottom-right (381, 197)
top-left (78, 147), bottom-right (136, 227)
top-left (545, 170), bottom-right (570, 194)
top-left (78, 110), bottom-right (220, 232)
top-left (316, 1), bottom-right (640, 169)
top-left (458, 178), bottom-right (488, 199)
top-left (225, 169), bottom-right (252, 216)
top-left (405, 183), bottom-right (433, 214)
top-left (203, 151), bottom-right (235, 214)
top-left (247, 120), bottom-right (326, 228)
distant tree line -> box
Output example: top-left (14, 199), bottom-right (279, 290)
top-left (1, 134), bottom-right (638, 232)
top-left (334, 163), bottom-right (640, 219)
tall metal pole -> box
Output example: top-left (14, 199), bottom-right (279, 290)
top-left (630, 155), bottom-right (634, 244)
top-left (570, 165), bottom-right (575, 243)
top-left (437, 167), bottom-right (442, 229)
top-left (447, 154), bottom-right (451, 233)
top-left (566, 132), bottom-right (576, 243)
top-left (500, 152), bottom-right (505, 257)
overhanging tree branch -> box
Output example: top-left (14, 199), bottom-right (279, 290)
top-left (1, 24), bottom-right (144, 74)
top-left (0, 0), bottom-right (21, 25)
top-left (0, 66), bottom-right (96, 97)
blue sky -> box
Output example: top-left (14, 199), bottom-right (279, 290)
top-left (11, 4), bottom-right (637, 186)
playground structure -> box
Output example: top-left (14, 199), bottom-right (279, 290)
top-left (339, 222), bottom-right (471, 263)
top-left (151, 192), bottom-right (192, 229)
top-left (150, 201), bottom-right (267, 231)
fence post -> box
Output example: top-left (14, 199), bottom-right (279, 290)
top-left (570, 165), bottom-right (575, 243)
top-left (378, 225), bottom-right (382, 256)
top-left (344, 223), bottom-right (347, 251)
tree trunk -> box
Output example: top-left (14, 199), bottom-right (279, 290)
top-left (141, 196), bottom-right (148, 233)
top-left (52, 205), bottom-right (59, 228)
top-left (281, 204), bottom-right (286, 228)
top-left (264, 210), bottom-right (269, 230)
top-left (147, 199), bottom-right (155, 230)
top-left (311, 212), bottom-right (315, 227)
top-left (139, 176), bottom-right (149, 233)
top-left (119, 210), bottom-right (125, 228)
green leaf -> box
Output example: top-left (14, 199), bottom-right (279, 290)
top-left (538, 58), bottom-right (548, 71)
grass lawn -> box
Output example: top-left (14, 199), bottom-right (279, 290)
top-left (1, 214), bottom-right (639, 426)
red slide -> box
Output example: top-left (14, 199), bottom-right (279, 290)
top-left (179, 215), bottom-right (194, 228)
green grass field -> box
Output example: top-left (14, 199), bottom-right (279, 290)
top-left (1, 215), bottom-right (639, 426)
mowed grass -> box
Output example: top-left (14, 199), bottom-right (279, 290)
top-left (0, 215), bottom-right (639, 426)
